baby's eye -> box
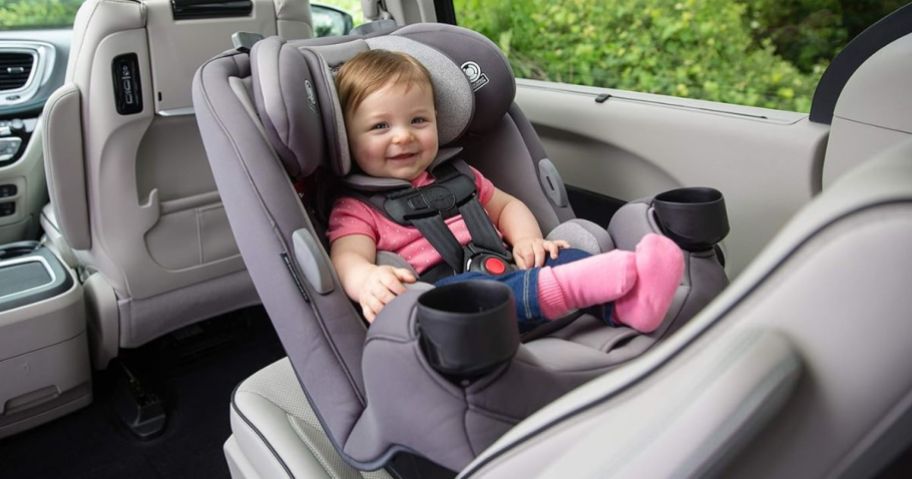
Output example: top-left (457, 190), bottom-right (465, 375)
top-left (371, 122), bottom-right (389, 130)
top-left (411, 117), bottom-right (428, 125)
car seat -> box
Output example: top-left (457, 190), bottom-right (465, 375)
top-left (193, 23), bottom-right (728, 472)
top-left (39, 0), bottom-right (315, 367)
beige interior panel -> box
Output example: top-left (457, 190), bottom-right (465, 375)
top-left (85, 29), bottom-right (244, 299)
top-left (823, 33), bottom-right (912, 188)
top-left (145, 0), bottom-right (278, 113)
top-left (515, 80), bottom-right (829, 277)
top-left (467, 143), bottom-right (912, 478)
top-left (136, 115), bottom-right (217, 202)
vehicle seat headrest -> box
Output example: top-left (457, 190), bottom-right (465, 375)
top-left (249, 23), bottom-right (516, 178)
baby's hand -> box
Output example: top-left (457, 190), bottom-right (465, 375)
top-left (512, 238), bottom-right (570, 269)
top-left (358, 265), bottom-right (417, 323)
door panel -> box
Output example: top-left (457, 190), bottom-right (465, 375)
top-left (516, 79), bottom-right (830, 277)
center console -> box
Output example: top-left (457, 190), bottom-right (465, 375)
top-left (0, 241), bottom-right (90, 439)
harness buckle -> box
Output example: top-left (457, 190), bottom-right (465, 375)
top-left (464, 244), bottom-right (514, 276)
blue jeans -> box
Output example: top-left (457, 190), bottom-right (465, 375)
top-left (435, 248), bottom-right (614, 331)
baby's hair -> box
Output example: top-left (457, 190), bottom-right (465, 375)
top-left (336, 49), bottom-right (434, 118)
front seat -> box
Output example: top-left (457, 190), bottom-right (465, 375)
top-left (39, 0), bottom-right (315, 367)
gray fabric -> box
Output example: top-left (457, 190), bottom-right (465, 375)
top-left (251, 36), bottom-right (335, 177)
top-left (300, 46), bottom-right (357, 177)
top-left (293, 229), bottom-right (335, 294)
top-left (546, 219), bottom-right (615, 255)
top-left (365, 35), bottom-right (474, 146)
top-left (511, 105), bottom-right (576, 223)
top-left (393, 24), bottom-right (516, 134)
top-left (195, 52), bottom-right (370, 452)
top-left (461, 114), bottom-right (563, 233)
top-left (607, 198), bottom-right (659, 251)
top-left (345, 288), bottom-right (636, 471)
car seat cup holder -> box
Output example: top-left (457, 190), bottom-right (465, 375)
top-left (417, 281), bottom-right (520, 380)
top-left (652, 187), bottom-right (730, 251)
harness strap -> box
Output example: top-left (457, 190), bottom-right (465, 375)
top-left (458, 199), bottom-right (509, 257)
top-left (410, 215), bottom-right (466, 272)
top-left (342, 159), bottom-right (511, 275)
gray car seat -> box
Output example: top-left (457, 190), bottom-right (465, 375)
top-left (193, 23), bottom-right (728, 472)
top-left (39, 0), bottom-right (314, 367)
top-left (221, 107), bottom-right (912, 479)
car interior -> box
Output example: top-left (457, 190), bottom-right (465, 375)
top-left (0, 0), bottom-right (911, 478)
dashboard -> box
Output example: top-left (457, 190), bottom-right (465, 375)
top-left (0, 29), bottom-right (70, 167)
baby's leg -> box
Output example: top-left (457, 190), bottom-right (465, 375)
top-left (537, 249), bottom-right (636, 320)
top-left (614, 234), bottom-right (684, 333)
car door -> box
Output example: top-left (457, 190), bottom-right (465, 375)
top-left (444, 0), bottom-right (906, 278)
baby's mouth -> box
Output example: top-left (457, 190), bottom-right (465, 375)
top-left (387, 152), bottom-right (418, 161)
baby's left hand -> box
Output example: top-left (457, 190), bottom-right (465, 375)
top-left (512, 238), bottom-right (570, 269)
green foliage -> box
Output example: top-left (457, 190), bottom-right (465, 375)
top-left (840, 0), bottom-right (906, 39)
top-left (745, 0), bottom-right (846, 73)
top-left (455, 0), bottom-right (844, 112)
top-left (316, 0), bottom-right (365, 25)
top-left (0, 0), bottom-right (82, 29)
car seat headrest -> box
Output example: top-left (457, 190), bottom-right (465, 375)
top-left (250, 23), bottom-right (516, 178)
top-left (393, 23), bottom-right (516, 135)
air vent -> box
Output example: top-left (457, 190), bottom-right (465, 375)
top-left (0, 52), bottom-right (34, 91)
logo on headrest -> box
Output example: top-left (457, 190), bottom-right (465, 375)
top-left (305, 80), bottom-right (317, 112)
top-left (461, 61), bottom-right (489, 92)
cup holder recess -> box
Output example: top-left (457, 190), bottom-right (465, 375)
top-left (417, 281), bottom-right (520, 379)
top-left (653, 187), bottom-right (730, 251)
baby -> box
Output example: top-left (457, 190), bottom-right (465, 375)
top-left (327, 49), bottom-right (684, 332)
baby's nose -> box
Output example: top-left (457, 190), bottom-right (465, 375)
top-left (392, 128), bottom-right (414, 144)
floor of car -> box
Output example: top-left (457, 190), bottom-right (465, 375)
top-left (0, 305), bottom-right (285, 479)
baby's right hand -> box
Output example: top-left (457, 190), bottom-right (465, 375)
top-left (358, 265), bottom-right (417, 323)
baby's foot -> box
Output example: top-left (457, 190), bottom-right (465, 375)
top-left (614, 234), bottom-right (684, 333)
top-left (538, 249), bottom-right (636, 319)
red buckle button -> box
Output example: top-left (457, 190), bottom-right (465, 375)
top-left (484, 257), bottom-right (506, 275)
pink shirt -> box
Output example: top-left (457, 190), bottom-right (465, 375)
top-left (327, 167), bottom-right (497, 274)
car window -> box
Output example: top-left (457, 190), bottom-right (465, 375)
top-left (0, 0), bottom-right (82, 29)
top-left (454, 0), bottom-right (907, 112)
top-left (313, 0), bottom-right (363, 36)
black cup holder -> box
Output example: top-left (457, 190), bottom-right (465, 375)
top-left (417, 281), bottom-right (520, 379)
top-left (653, 187), bottom-right (730, 251)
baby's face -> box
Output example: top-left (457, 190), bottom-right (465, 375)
top-left (346, 80), bottom-right (438, 181)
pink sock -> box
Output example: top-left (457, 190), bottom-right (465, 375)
top-left (537, 250), bottom-right (636, 320)
top-left (614, 234), bottom-right (684, 333)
